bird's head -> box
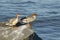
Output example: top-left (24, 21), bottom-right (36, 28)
top-left (16, 13), bottom-right (21, 17)
top-left (31, 13), bottom-right (37, 16)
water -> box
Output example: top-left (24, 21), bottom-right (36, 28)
top-left (0, 0), bottom-right (60, 40)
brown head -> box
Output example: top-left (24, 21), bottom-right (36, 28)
top-left (31, 13), bottom-right (37, 16)
top-left (16, 13), bottom-right (20, 17)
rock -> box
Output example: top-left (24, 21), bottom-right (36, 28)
top-left (24, 32), bottom-right (42, 40)
top-left (0, 22), bottom-right (42, 40)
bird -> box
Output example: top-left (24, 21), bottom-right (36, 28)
top-left (21, 13), bottom-right (37, 24)
top-left (5, 13), bottom-right (20, 27)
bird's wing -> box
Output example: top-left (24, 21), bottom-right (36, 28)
top-left (8, 18), bottom-right (16, 23)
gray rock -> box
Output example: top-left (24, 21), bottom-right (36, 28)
top-left (25, 32), bottom-right (42, 40)
top-left (0, 22), bottom-right (34, 40)
top-left (0, 22), bottom-right (42, 40)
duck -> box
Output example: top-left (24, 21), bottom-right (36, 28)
top-left (21, 13), bottom-right (37, 24)
top-left (5, 13), bottom-right (20, 27)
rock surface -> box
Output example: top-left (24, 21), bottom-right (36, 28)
top-left (0, 22), bottom-right (42, 40)
top-left (24, 32), bottom-right (42, 40)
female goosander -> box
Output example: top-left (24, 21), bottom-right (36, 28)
top-left (6, 13), bottom-right (20, 27)
top-left (21, 13), bottom-right (37, 24)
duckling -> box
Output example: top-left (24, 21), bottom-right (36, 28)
top-left (21, 13), bottom-right (37, 24)
top-left (6, 13), bottom-right (20, 27)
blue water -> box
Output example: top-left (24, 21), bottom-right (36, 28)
top-left (0, 0), bottom-right (60, 40)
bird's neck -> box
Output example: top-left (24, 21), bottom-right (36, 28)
top-left (16, 15), bottom-right (19, 19)
top-left (32, 16), bottom-right (36, 18)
